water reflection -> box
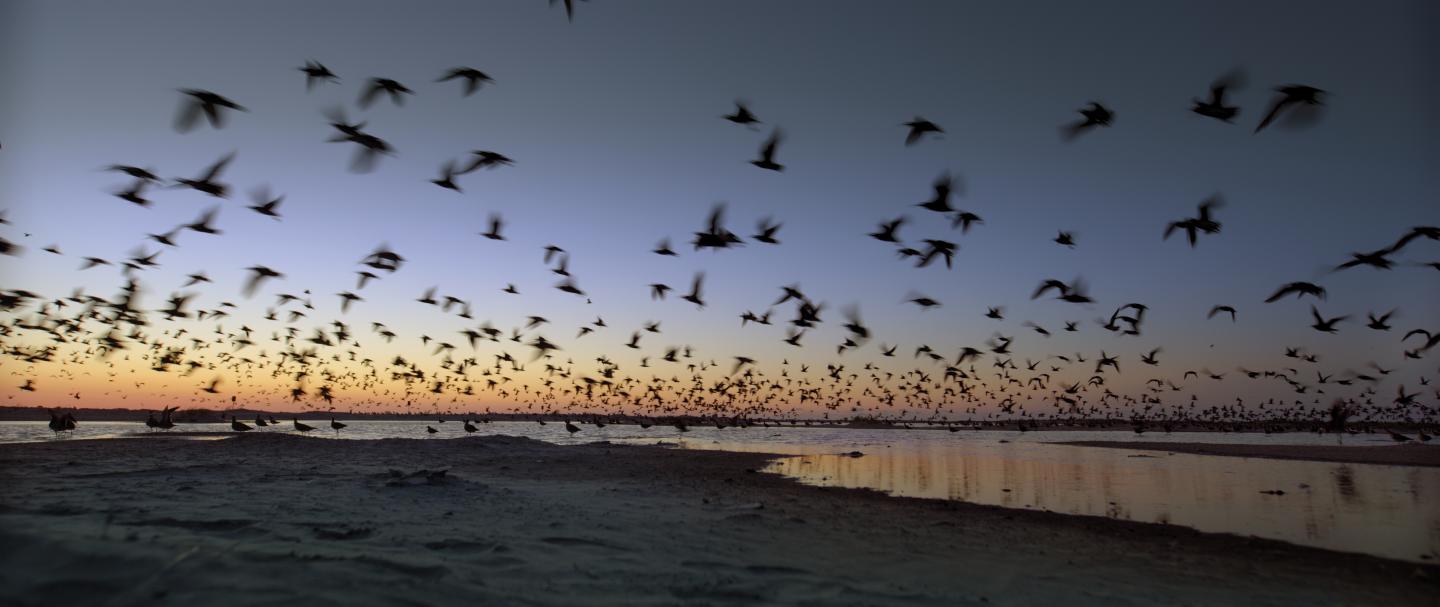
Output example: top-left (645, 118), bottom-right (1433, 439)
top-left (752, 441), bottom-right (1439, 563)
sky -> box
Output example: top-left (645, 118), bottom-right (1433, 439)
top-left (0, 0), bottom-right (1436, 418)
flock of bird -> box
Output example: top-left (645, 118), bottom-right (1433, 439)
top-left (3, 5), bottom-right (1437, 440)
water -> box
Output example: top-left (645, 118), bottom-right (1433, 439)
top-left (3, 420), bottom-right (1436, 563)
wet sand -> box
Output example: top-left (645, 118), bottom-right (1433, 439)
top-left (1, 435), bottom-right (1435, 606)
top-left (1059, 441), bottom-right (1440, 468)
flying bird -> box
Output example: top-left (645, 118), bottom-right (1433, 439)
top-left (174, 89), bottom-right (246, 132)
top-left (173, 152), bottom-right (235, 198)
top-left (1164, 195), bottom-right (1223, 247)
top-left (915, 173), bottom-right (956, 213)
top-left (242, 266), bottom-right (284, 297)
top-left (480, 214), bottom-right (506, 240)
top-left (750, 129), bottom-right (784, 171)
top-left (903, 117), bottom-right (943, 145)
top-left (247, 186), bottom-right (283, 220)
top-left (1264, 282), bottom-right (1326, 303)
top-left (1309, 305), bottom-right (1348, 333)
top-left (1255, 85), bottom-right (1325, 133)
top-left (1207, 305), bottom-right (1237, 322)
top-left (1061, 102), bottom-right (1113, 140)
top-left (1191, 70), bottom-right (1245, 122)
top-left (359, 78), bottom-right (414, 108)
top-left (437, 67), bottom-right (493, 96)
top-left (723, 101), bottom-right (760, 126)
top-left (298, 60), bottom-right (339, 90)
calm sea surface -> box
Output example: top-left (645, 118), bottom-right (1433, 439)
top-left (3, 420), bottom-right (1435, 563)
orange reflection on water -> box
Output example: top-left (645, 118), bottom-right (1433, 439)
top-left (740, 440), bottom-right (1439, 563)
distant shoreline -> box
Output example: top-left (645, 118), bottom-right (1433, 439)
top-left (1058, 441), bottom-right (1440, 467)
top-left (2, 406), bottom-right (1434, 434)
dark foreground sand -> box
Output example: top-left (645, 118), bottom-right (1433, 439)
top-left (1060, 441), bottom-right (1440, 468)
top-left (1, 435), bottom-right (1436, 606)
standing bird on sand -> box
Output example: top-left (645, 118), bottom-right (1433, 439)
top-left (565, 420), bottom-right (581, 434)
top-left (330, 418), bottom-right (347, 436)
top-left (463, 419), bottom-right (479, 433)
top-left (48, 410), bottom-right (77, 435)
top-left (293, 419), bottom-right (316, 433)
top-left (230, 416), bottom-right (253, 432)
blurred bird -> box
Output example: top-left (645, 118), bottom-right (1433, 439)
top-left (175, 89), bottom-right (246, 132)
top-left (1061, 102), bottom-right (1113, 140)
top-left (437, 67), bottom-right (493, 96)
top-left (1255, 85), bottom-right (1324, 133)
top-left (903, 117), bottom-right (943, 145)
top-left (298, 60), bottom-right (339, 90)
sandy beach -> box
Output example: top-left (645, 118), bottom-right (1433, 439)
top-left (1059, 441), bottom-right (1440, 468)
top-left (0, 434), bottom-right (1435, 606)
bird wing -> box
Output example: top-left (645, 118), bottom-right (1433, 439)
top-left (174, 99), bottom-right (203, 132)
top-left (203, 102), bottom-right (223, 128)
top-left (201, 153), bottom-right (234, 181)
top-left (905, 126), bottom-right (922, 146)
top-left (1254, 97), bottom-right (1292, 133)
top-left (358, 81), bottom-right (382, 108)
top-left (1264, 284), bottom-right (1294, 303)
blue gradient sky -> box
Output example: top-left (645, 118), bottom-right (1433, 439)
top-left (0, 0), bottom-right (1436, 414)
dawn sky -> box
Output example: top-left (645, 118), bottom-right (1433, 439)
top-left (0, 0), bottom-right (1436, 416)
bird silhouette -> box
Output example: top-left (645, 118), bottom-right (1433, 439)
top-left (752, 217), bottom-right (782, 244)
top-left (1255, 85), bottom-right (1324, 133)
top-left (247, 186), bottom-right (284, 220)
top-left (462, 150), bottom-right (513, 173)
top-left (242, 266), bottom-right (284, 297)
top-left (1061, 102), bottom-right (1113, 140)
top-left (437, 67), bottom-right (493, 96)
top-left (480, 214), bottom-right (506, 240)
top-left (173, 152), bottom-right (235, 198)
top-left (1264, 282), bottom-right (1326, 303)
top-left (174, 90), bottom-right (246, 132)
top-left (298, 60), bottom-right (339, 90)
top-left (723, 101), bottom-right (760, 126)
top-left (1366, 309), bottom-right (1395, 331)
top-left (1032, 278), bottom-right (1094, 303)
top-left (1208, 305), bottom-right (1237, 322)
top-left (1192, 70), bottom-right (1244, 122)
top-left (681, 273), bottom-right (706, 308)
top-left (870, 216), bottom-right (907, 243)
top-left (1164, 195), bottom-right (1223, 247)
top-left (358, 78), bottom-right (414, 108)
top-left (431, 160), bottom-right (463, 192)
top-left (1309, 306), bottom-right (1348, 333)
top-left (750, 129), bottom-right (784, 171)
top-left (693, 203), bottom-right (743, 250)
top-left (903, 117), bottom-right (943, 145)
top-left (915, 173), bottom-right (957, 213)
